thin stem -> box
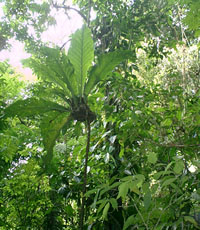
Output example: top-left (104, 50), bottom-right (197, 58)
top-left (154, 193), bottom-right (184, 229)
top-left (133, 201), bottom-right (149, 230)
top-left (79, 119), bottom-right (91, 230)
top-left (87, 0), bottom-right (92, 27)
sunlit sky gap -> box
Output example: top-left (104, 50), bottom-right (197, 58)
top-left (0, 1), bottom-right (96, 81)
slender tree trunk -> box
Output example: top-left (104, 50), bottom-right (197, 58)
top-left (79, 119), bottom-right (91, 230)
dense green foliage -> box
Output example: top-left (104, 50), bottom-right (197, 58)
top-left (0, 0), bottom-right (200, 229)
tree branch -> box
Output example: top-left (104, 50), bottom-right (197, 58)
top-left (143, 138), bottom-right (200, 148)
top-left (52, 2), bottom-right (88, 23)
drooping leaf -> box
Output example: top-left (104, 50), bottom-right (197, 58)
top-left (97, 199), bottom-right (108, 214)
top-left (41, 111), bottom-right (71, 168)
top-left (84, 50), bottom-right (132, 95)
top-left (153, 170), bottom-right (173, 180)
top-left (91, 189), bottom-right (100, 209)
top-left (117, 181), bottom-right (129, 199)
top-left (4, 98), bottom-right (68, 118)
top-left (102, 202), bottom-right (110, 220)
top-left (109, 198), bottom-right (118, 210)
top-left (68, 25), bottom-right (94, 96)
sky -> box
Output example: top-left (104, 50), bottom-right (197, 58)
top-left (0, 1), bottom-right (85, 81)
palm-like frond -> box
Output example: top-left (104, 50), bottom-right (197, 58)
top-left (41, 111), bottom-right (71, 168)
top-left (68, 25), bottom-right (94, 97)
top-left (4, 98), bottom-right (68, 118)
top-left (84, 50), bottom-right (132, 95)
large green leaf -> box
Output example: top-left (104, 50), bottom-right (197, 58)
top-left (23, 48), bottom-right (77, 97)
top-left (4, 98), bottom-right (68, 118)
top-left (68, 25), bottom-right (94, 96)
top-left (84, 50), bottom-right (132, 95)
top-left (41, 111), bottom-right (71, 168)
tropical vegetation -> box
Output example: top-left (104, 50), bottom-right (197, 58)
top-left (0, 0), bottom-right (200, 229)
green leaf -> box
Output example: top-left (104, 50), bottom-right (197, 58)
top-left (129, 181), bottom-right (140, 195)
top-left (119, 140), bottom-right (125, 158)
top-left (65, 205), bottom-right (74, 217)
top-left (84, 50), bottom-right (132, 95)
top-left (176, 110), bottom-right (182, 121)
top-left (102, 202), bottom-right (110, 220)
top-left (85, 188), bottom-right (98, 197)
top-left (110, 198), bottom-right (118, 210)
top-left (100, 182), bottom-right (120, 197)
top-left (153, 170), bottom-right (173, 180)
top-left (144, 191), bottom-right (151, 210)
top-left (117, 181), bottom-right (129, 199)
top-left (41, 111), bottom-right (71, 168)
top-left (121, 176), bottom-right (134, 182)
top-left (135, 174), bottom-right (145, 187)
top-left (91, 189), bottom-right (100, 209)
top-left (142, 182), bottom-right (150, 193)
top-left (123, 215), bottom-right (135, 230)
top-left (161, 118), bottom-right (172, 126)
top-left (173, 160), bottom-right (184, 174)
top-left (5, 98), bottom-right (68, 118)
top-left (68, 25), bottom-right (94, 96)
top-left (147, 152), bottom-right (157, 164)
top-left (162, 177), bottom-right (177, 187)
top-left (184, 216), bottom-right (199, 227)
top-left (97, 199), bottom-right (108, 214)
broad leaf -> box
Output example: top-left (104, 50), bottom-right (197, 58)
top-left (41, 111), bottom-right (71, 168)
top-left (68, 25), bottom-right (94, 96)
top-left (117, 181), bottom-right (129, 199)
top-left (4, 98), bottom-right (68, 118)
top-left (23, 48), bottom-right (77, 98)
top-left (84, 50), bottom-right (132, 95)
